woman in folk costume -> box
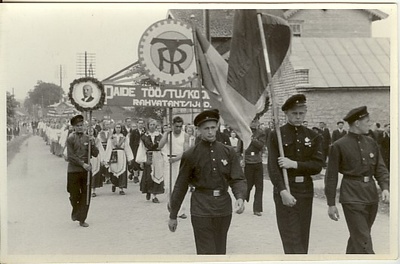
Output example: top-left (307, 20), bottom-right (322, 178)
top-left (140, 118), bottom-right (165, 203)
top-left (97, 120), bottom-right (113, 184)
top-left (105, 123), bottom-right (134, 195)
top-left (59, 122), bottom-right (71, 160)
top-left (90, 127), bottom-right (105, 197)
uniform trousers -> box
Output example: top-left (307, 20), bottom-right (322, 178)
top-left (191, 214), bottom-right (232, 255)
top-left (342, 203), bottom-right (378, 254)
top-left (244, 162), bottom-right (264, 212)
top-left (274, 193), bottom-right (313, 254)
top-left (67, 172), bottom-right (91, 222)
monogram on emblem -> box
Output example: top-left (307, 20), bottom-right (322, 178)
top-left (138, 19), bottom-right (197, 86)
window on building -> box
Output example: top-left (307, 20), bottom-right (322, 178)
top-left (289, 20), bottom-right (303, 37)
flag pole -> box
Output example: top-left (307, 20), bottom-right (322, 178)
top-left (190, 15), bottom-right (204, 112)
top-left (87, 110), bottom-right (92, 205)
top-left (256, 13), bottom-right (290, 193)
top-left (168, 107), bottom-right (173, 200)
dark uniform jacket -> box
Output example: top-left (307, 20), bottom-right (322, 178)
top-left (325, 132), bottom-right (389, 206)
top-left (67, 132), bottom-right (99, 173)
top-left (238, 129), bottom-right (266, 164)
top-left (169, 140), bottom-right (247, 219)
top-left (331, 129), bottom-right (347, 143)
top-left (268, 123), bottom-right (324, 197)
top-left (129, 129), bottom-right (142, 156)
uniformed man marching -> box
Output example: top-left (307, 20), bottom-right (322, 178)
top-left (66, 114), bottom-right (99, 227)
top-left (325, 106), bottom-right (389, 254)
top-left (267, 94), bottom-right (324, 254)
top-left (168, 109), bottom-right (247, 255)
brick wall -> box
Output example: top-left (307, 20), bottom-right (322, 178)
top-left (289, 9), bottom-right (372, 38)
top-left (262, 88), bottom-right (390, 132)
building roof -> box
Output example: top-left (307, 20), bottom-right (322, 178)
top-left (168, 9), bottom-right (389, 37)
top-left (167, 9), bottom-right (235, 37)
top-left (283, 9), bottom-right (389, 22)
top-left (290, 37), bottom-right (390, 88)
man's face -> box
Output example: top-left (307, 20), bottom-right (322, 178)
top-left (138, 121), bottom-right (144, 129)
top-left (103, 122), bottom-right (110, 130)
top-left (74, 121), bottom-right (84, 133)
top-left (286, 106), bottom-right (307, 127)
top-left (83, 85), bottom-right (92, 97)
top-left (198, 120), bottom-right (218, 142)
top-left (319, 122), bottom-right (325, 129)
top-left (338, 123), bottom-right (344, 129)
top-left (130, 123), bottom-right (138, 130)
top-left (173, 122), bottom-right (183, 134)
top-left (125, 118), bottom-right (132, 125)
top-left (357, 116), bottom-right (370, 134)
top-left (148, 121), bottom-right (157, 132)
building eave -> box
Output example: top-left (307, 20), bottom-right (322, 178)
top-left (284, 9), bottom-right (388, 21)
top-left (296, 85), bottom-right (390, 92)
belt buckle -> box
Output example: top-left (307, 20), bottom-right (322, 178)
top-left (295, 176), bottom-right (304, 183)
top-left (213, 190), bottom-right (221, 197)
top-left (363, 176), bottom-right (370, 183)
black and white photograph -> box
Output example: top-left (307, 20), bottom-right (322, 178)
top-left (1, 2), bottom-right (398, 264)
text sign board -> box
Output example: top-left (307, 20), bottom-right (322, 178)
top-left (104, 84), bottom-right (212, 109)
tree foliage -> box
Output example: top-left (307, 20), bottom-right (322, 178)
top-left (25, 80), bottom-right (64, 109)
top-left (7, 92), bottom-right (18, 125)
top-left (134, 106), bottom-right (166, 121)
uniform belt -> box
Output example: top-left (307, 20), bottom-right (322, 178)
top-left (344, 175), bottom-right (372, 183)
top-left (289, 175), bottom-right (311, 183)
top-left (194, 189), bottom-right (227, 197)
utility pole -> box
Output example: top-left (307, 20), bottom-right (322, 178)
top-left (76, 52), bottom-right (96, 77)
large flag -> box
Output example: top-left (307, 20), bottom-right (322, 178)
top-left (195, 9), bottom-right (291, 149)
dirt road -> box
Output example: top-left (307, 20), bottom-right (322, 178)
top-left (4, 135), bottom-right (393, 262)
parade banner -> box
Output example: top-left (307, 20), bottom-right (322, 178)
top-left (104, 84), bottom-right (212, 109)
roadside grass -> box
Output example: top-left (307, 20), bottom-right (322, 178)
top-left (7, 134), bottom-right (31, 166)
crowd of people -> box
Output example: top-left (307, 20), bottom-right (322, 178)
top-left (6, 118), bottom-right (40, 141)
top-left (28, 96), bottom-right (390, 255)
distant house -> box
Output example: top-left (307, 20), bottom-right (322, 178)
top-left (168, 9), bottom-right (391, 129)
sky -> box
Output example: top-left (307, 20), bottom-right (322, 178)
top-left (0, 3), bottom-right (396, 101)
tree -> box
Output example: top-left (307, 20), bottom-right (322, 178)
top-left (25, 81), bottom-right (64, 108)
top-left (7, 92), bottom-right (18, 125)
top-left (134, 106), bottom-right (166, 121)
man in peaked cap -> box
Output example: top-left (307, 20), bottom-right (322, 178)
top-left (267, 94), bottom-right (324, 254)
top-left (66, 114), bottom-right (99, 227)
top-left (331, 120), bottom-right (347, 143)
top-left (168, 109), bottom-right (247, 254)
top-left (325, 106), bottom-right (389, 254)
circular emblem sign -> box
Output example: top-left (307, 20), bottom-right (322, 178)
top-left (69, 77), bottom-right (105, 112)
top-left (138, 19), bottom-right (196, 86)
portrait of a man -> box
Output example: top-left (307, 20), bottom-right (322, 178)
top-left (82, 84), bottom-right (94, 102)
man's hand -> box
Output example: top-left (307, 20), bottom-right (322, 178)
top-left (235, 198), bottom-right (245, 214)
top-left (328, 205), bottom-right (340, 221)
top-left (169, 157), bottom-right (179, 163)
top-left (168, 218), bottom-right (178, 232)
top-left (280, 190), bottom-right (297, 207)
top-left (82, 163), bottom-right (92, 171)
top-left (382, 190), bottom-right (390, 203)
top-left (278, 157), bottom-right (298, 169)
